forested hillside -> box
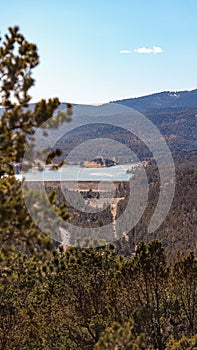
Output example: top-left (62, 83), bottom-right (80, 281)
top-left (117, 151), bottom-right (197, 262)
top-left (44, 151), bottom-right (197, 263)
top-left (114, 89), bottom-right (197, 111)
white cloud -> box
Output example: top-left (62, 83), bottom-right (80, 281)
top-left (134, 46), bottom-right (163, 54)
top-left (120, 50), bottom-right (131, 54)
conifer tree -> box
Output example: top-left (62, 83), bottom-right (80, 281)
top-left (0, 26), bottom-right (71, 257)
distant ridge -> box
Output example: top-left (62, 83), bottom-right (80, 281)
top-left (1, 89), bottom-right (197, 114)
top-left (113, 89), bottom-right (197, 112)
top-left (0, 89), bottom-right (196, 156)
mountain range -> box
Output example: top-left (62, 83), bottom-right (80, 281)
top-left (113, 89), bottom-right (197, 155)
top-left (113, 88), bottom-right (197, 112)
top-left (57, 89), bottom-right (197, 158)
top-left (1, 89), bottom-right (197, 158)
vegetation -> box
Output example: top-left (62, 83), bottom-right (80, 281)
top-left (0, 242), bottom-right (196, 349)
top-left (44, 156), bottom-right (197, 261)
top-left (0, 27), bottom-right (196, 349)
top-left (0, 26), bottom-right (71, 258)
top-left (118, 156), bottom-right (197, 262)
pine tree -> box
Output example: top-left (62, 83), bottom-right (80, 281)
top-left (0, 26), bottom-right (71, 258)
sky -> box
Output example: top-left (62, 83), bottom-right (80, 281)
top-left (1, 0), bottom-right (197, 104)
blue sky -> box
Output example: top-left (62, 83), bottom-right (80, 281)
top-left (1, 0), bottom-right (197, 104)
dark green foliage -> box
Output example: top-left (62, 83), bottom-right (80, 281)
top-left (0, 242), bottom-right (196, 349)
top-left (165, 334), bottom-right (197, 350)
top-left (0, 26), bottom-right (71, 258)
